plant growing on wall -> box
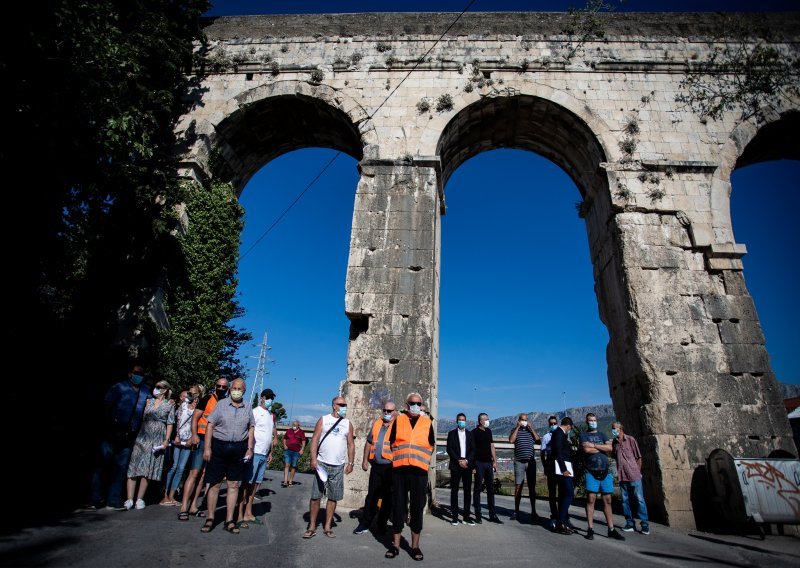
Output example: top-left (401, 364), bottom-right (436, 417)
top-left (676, 18), bottom-right (800, 123)
top-left (562, 0), bottom-right (622, 60)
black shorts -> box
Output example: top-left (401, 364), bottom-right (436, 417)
top-left (205, 438), bottom-right (248, 486)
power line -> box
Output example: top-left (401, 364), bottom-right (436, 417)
top-left (239, 0), bottom-right (477, 258)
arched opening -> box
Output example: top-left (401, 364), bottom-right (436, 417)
top-left (436, 95), bottom-right (613, 422)
top-left (730, 111), bottom-right (800, 401)
top-left (209, 91), bottom-right (367, 422)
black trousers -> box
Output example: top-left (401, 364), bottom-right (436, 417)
top-left (450, 467), bottom-right (472, 521)
top-left (392, 469), bottom-right (427, 534)
top-left (473, 461), bottom-right (496, 518)
top-left (363, 462), bottom-right (392, 528)
top-left (546, 470), bottom-right (558, 519)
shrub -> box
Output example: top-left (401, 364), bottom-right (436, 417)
top-left (436, 93), bottom-right (454, 112)
top-left (416, 98), bottom-right (431, 114)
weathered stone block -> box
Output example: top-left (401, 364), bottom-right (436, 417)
top-left (722, 343), bottom-right (771, 374)
top-left (717, 319), bottom-right (765, 345)
top-left (702, 294), bottom-right (758, 321)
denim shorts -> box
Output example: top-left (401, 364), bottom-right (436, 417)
top-left (189, 438), bottom-right (205, 470)
top-left (585, 471), bottom-right (614, 494)
top-left (245, 453), bottom-right (268, 484)
top-left (284, 449), bottom-right (300, 467)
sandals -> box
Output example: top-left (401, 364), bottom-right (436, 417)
top-left (200, 519), bottom-right (214, 533)
top-left (238, 521), bottom-right (250, 529)
top-left (302, 528), bottom-right (317, 539)
top-left (225, 520), bottom-right (240, 534)
top-left (385, 547), bottom-right (400, 559)
top-left (178, 511), bottom-right (189, 521)
top-left (411, 548), bottom-right (424, 561)
top-left (281, 481), bottom-right (288, 487)
top-left (190, 510), bottom-right (206, 518)
top-left (323, 529), bottom-right (335, 538)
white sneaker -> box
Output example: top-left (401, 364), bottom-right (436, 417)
top-left (135, 499), bottom-right (146, 510)
top-left (123, 499), bottom-right (134, 510)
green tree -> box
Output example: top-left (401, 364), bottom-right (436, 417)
top-left (152, 181), bottom-right (252, 392)
top-left (271, 402), bottom-right (289, 423)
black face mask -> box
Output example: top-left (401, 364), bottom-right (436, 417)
top-left (215, 388), bottom-right (228, 399)
top-left (186, 395), bottom-right (195, 403)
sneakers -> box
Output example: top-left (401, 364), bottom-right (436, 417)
top-left (353, 523), bottom-right (370, 535)
top-left (585, 527), bottom-right (594, 540)
top-left (135, 499), bottom-right (146, 510)
top-left (621, 523), bottom-right (635, 532)
top-left (463, 517), bottom-right (476, 526)
top-left (474, 516), bottom-right (482, 524)
top-left (640, 525), bottom-right (650, 535)
top-left (122, 500), bottom-right (134, 511)
top-left (450, 518), bottom-right (459, 526)
top-left (608, 528), bottom-right (626, 541)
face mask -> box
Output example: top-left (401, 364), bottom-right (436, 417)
top-left (408, 404), bottom-right (421, 415)
top-left (186, 395), bottom-right (195, 403)
top-left (588, 421), bottom-right (598, 430)
top-left (230, 389), bottom-right (243, 402)
top-left (337, 407), bottom-right (347, 418)
top-left (611, 429), bottom-right (619, 438)
top-left (153, 388), bottom-right (163, 397)
top-left (383, 413), bottom-right (393, 422)
top-left (549, 425), bottom-right (557, 432)
top-left (520, 421), bottom-right (528, 428)
top-left (292, 426), bottom-right (299, 431)
top-left (130, 374), bottom-right (144, 386)
top-left (263, 398), bottom-right (273, 408)
top-left (215, 388), bottom-right (227, 398)
top-left (457, 420), bottom-right (467, 429)
top-left (482, 420), bottom-right (490, 428)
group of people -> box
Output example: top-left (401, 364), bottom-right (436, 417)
top-left (89, 364), bottom-right (307, 533)
top-left (91, 365), bottom-right (650, 559)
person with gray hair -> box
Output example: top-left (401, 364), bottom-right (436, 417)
top-left (509, 411), bottom-right (541, 522)
top-left (611, 421), bottom-right (650, 535)
top-left (303, 395), bottom-right (355, 539)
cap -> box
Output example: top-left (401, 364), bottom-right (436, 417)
top-left (261, 388), bottom-right (276, 399)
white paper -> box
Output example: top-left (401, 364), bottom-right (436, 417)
top-left (555, 461), bottom-right (574, 476)
top-left (315, 463), bottom-right (328, 483)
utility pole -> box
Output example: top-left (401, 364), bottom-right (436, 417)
top-left (562, 391), bottom-right (567, 419)
top-left (248, 332), bottom-right (274, 399)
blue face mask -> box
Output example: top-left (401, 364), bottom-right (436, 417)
top-left (549, 425), bottom-right (557, 432)
top-left (130, 374), bottom-right (143, 386)
top-left (383, 413), bottom-right (393, 422)
top-left (408, 404), bottom-right (421, 415)
top-left (337, 407), bottom-right (347, 418)
top-left (263, 398), bottom-right (273, 408)
top-left (611, 429), bottom-right (619, 438)
top-left (457, 420), bottom-right (467, 429)
top-left (588, 421), bottom-right (598, 430)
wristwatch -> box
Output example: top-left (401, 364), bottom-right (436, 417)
top-left (348, 462), bottom-right (355, 466)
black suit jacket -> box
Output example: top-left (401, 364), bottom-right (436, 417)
top-left (446, 428), bottom-right (475, 470)
top-left (550, 426), bottom-right (573, 475)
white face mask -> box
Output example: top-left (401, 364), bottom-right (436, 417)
top-left (408, 404), bottom-right (421, 415)
top-left (482, 420), bottom-right (490, 428)
top-left (153, 388), bottom-right (163, 397)
top-left (520, 420), bottom-right (528, 427)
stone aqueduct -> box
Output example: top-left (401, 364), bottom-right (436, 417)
top-left (177, 12), bottom-right (799, 527)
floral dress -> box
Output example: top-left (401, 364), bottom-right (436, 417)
top-left (127, 398), bottom-right (176, 480)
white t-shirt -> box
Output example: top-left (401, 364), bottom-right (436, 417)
top-left (317, 414), bottom-right (350, 466)
top-left (252, 406), bottom-right (275, 455)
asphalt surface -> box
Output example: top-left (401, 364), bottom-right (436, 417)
top-left (1, 472), bottom-right (798, 567)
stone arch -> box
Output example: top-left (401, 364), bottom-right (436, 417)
top-left (421, 82), bottom-right (616, 201)
top-left (710, 109), bottom-right (800, 245)
top-left (183, 80), bottom-right (379, 192)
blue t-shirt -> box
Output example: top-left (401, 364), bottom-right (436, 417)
top-left (580, 430), bottom-right (609, 472)
top-left (105, 380), bottom-right (151, 432)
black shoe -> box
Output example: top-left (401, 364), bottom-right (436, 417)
top-left (474, 516), bottom-right (482, 524)
top-left (585, 527), bottom-right (594, 540)
top-left (353, 523), bottom-right (370, 535)
top-left (463, 517), bottom-right (476, 526)
top-left (488, 515), bottom-right (504, 524)
top-left (608, 528), bottom-right (626, 541)
top-left (555, 525), bottom-right (575, 535)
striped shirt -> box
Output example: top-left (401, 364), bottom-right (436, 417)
top-left (514, 428), bottom-right (535, 461)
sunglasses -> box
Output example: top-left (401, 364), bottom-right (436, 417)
top-left (215, 384), bottom-right (228, 389)
top-left (336, 402), bottom-right (347, 407)
top-left (382, 408), bottom-right (395, 413)
top-left (408, 401), bottom-right (422, 405)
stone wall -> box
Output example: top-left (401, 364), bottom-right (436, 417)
top-left (177, 11), bottom-right (800, 526)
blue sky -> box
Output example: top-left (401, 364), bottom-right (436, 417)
top-left (206, 1), bottom-right (800, 424)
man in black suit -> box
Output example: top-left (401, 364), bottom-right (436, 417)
top-left (551, 416), bottom-right (575, 535)
top-left (446, 413), bottom-right (475, 526)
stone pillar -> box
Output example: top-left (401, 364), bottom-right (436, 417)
top-left (341, 158), bottom-right (441, 510)
top-left (590, 171), bottom-right (794, 529)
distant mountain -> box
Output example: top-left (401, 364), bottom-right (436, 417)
top-left (436, 382), bottom-right (800, 436)
top-left (436, 404), bottom-right (615, 436)
top-left (781, 383), bottom-right (800, 399)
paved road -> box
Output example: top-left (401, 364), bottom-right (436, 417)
top-left (1, 472), bottom-right (798, 567)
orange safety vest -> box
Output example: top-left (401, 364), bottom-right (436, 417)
top-left (197, 394), bottom-right (220, 436)
top-left (368, 418), bottom-right (394, 462)
top-left (392, 414), bottom-right (433, 471)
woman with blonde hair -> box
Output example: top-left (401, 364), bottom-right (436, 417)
top-left (124, 377), bottom-right (175, 510)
